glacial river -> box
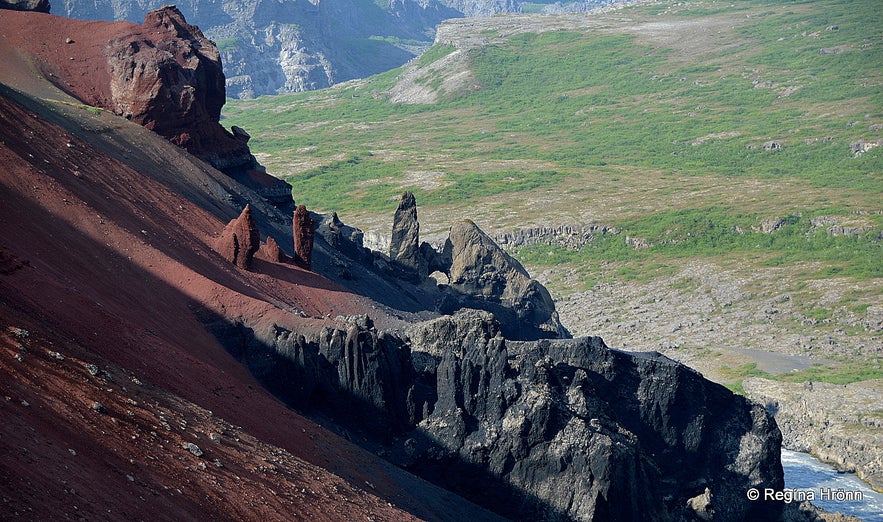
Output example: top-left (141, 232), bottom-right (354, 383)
top-left (782, 449), bottom-right (883, 521)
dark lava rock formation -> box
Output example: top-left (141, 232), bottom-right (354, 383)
top-left (309, 194), bottom-right (567, 340)
top-left (390, 191), bottom-right (423, 277)
top-left (204, 308), bottom-right (787, 521)
top-left (439, 219), bottom-right (566, 339)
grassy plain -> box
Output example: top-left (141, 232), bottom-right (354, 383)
top-left (223, 0), bottom-right (882, 390)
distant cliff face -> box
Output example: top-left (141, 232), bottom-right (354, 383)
top-left (56, 0), bottom-right (630, 97)
top-left (57, 0), bottom-right (460, 97)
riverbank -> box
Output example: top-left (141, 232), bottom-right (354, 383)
top-left (783, 449), bottom-right (883, 521)
top-left (744, 378), bottom-right (883, 493)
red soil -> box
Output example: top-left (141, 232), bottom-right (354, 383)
top-left (0, 9), bottom-right (130, 105)
top-left (0, 10), bottom-right (485, 522)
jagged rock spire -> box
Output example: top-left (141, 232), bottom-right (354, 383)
top-left (389, 191), bottom-right (420, 273)
top-left (293, 204), bottom-right (314, 270)
top-left (214, 204), bottom-right (260, 269)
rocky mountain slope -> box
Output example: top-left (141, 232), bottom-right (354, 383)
top-left (0, 5), bottom-right (818, 521)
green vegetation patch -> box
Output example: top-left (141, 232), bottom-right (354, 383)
top-left (215, 38), bottom-right (239, 52)
top-left (223, 0), bottom-right (882, 329)
top-left (776, 359), bottom-right (883, 385)
top-left (418, 43), bottom-right (456, 67)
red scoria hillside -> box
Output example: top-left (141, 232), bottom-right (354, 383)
top-left (0, 8), bottom-right (501, 521)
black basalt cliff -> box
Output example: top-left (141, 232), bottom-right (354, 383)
top-left (202, 308), bottom-right (786, 521)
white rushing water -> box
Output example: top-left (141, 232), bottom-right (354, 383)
top-left (781, 449), bottom-right (883, 521)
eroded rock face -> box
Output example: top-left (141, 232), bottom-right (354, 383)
top-left (293, 205), bottom-right (315, 270)
top-left (400, 311), bottom-right (783, 520)
top-left (0, 0), bottom-right (49, 12)
top-left (106, 7), bottom-right (240, 160)
top-left (102, 7), bottom-right (292, 205)
top-left (203, 309), bottom-right (787, 521)
top-left (744, 377), bottom-right (883, 491)
top-left (214, 204), bottom-right (260, 269)
top-left (441, 220), bottom-right (566, 339)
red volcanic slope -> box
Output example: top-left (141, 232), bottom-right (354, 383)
top-left (0, 82), bottom-right (422, 521)
top-left (0, 10), bottom-right (495, 522)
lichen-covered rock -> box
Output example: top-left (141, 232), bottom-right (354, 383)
top-left (214, 204), bottom-right (260, 269)
top-left (440, 220), bottom-right (566, 339)
top-left (293, 205), bottom-right (315, 270)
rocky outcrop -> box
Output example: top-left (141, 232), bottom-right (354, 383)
top-left (20, 5), bottom-right (293, 206)
top-left (204, 309), bottom-right (788, 521)
top-left (744, 377), bottom-right (883, 491)
top-left (439, 220), bottom-right (566, 339)
top-left (0, 0), bottom-right (47, 11)
top-left (438, 0), bottom-right (518, 16)
top-left (310, 197), bottom-right (565, 340)
top-left (0, 0), bottom-right (49, 11)
top-left (106, 7), bottom-right (241, 161)
top-left (495, 224), bottom-right (620, 250)
top-left (404, 312), bottom-right (785, 521)
top-left (390, 191), bottom-right (422, 277)
top-left (215, 204), bottom-right (261, 269)
top-left (293, 205), bottom-right (315, 270)
top-left (258, 236), bottom-right (290, 264)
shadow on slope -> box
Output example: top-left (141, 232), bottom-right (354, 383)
top-left (0, 90), bottom-right (502, 521)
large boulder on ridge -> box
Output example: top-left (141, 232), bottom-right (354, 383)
top-left (105, 6), bottom-right (246, 165)
top-left (440, 220), bottom-right (566, 339)
top-left (0, 5), bottom-right (291, 205)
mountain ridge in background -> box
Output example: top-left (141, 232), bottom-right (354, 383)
top-left (55, 0), bottom-right (626, 97)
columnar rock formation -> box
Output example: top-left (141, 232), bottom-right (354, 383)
top-left (293, 205), bottom-right (315, 270)
top-left (215, 204), bottom-right (261, 269)
top-left (205, 309), bottom-right (787, 522)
